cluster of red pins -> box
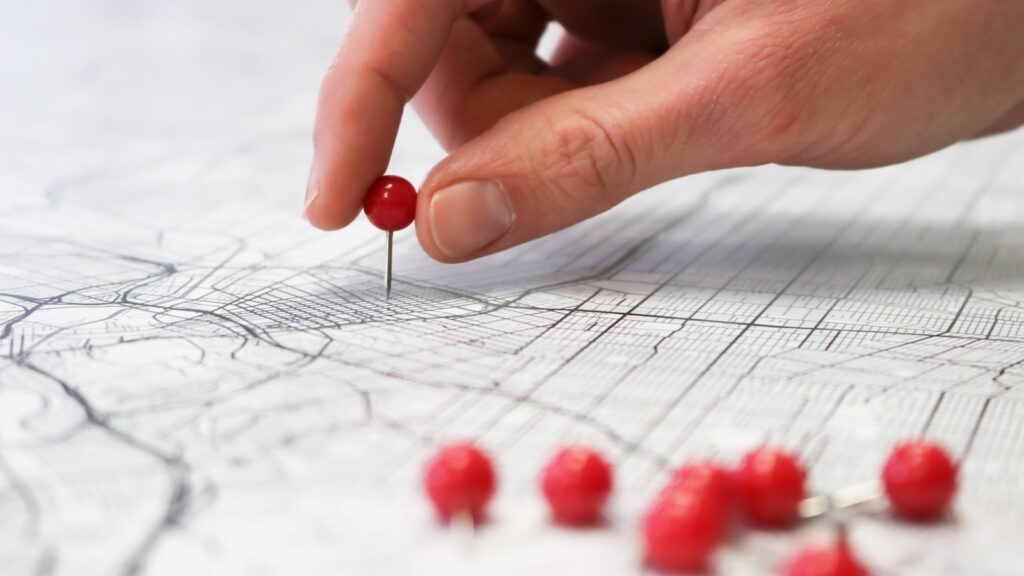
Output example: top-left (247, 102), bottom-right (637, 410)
top-left (422, 439), bottom-right (958, 574)
top-left (424, 444), bottom-right (613, 526)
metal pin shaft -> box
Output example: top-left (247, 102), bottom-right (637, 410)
top-left (385, 231), bottom-right (393, 299)
top-left (452, 508), bottom-right (477, 552)
top-left (798, 480), bottom-right (883, 519)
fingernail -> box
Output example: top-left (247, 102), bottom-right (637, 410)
top-left (303, 161), bottom-right (319, 220)
top-left (429, 180), bottom-right (514, 258)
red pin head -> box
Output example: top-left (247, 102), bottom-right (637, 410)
top-left (784, 532), bottom-right (870, 576)
top-left (882, 441), bottom-right (957, 521)
top-left (643, 484), bottom-right (729, 572)
top-left (423, 443), bottom-right (496, 522)
top-left (541, 446), bottom-right (613, 526)
top-left (363, 175), bottom-right (417, 232)
top-left (668, 461), bottom-right (735, 509)
top-left (735, 446), bottom-right (807, 527)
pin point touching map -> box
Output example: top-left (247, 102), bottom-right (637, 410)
top-left (2, 2), bottom-right (1024, 575)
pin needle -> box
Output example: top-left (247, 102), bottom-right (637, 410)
top-left (385, 230), bottom-right (393, 298)
top-left (362, 176), bottom-right (417, 298)
top-left (452, 508), bottom-right (476, 551)
top-left (798, 481), bottom-right (883, 519)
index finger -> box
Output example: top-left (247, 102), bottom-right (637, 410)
top-left (305, 0), bottom-right (498, 230)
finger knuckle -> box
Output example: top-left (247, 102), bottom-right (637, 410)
top-left (534, 107), bottom-right (638, 211)
top-left (688, 22), bottom-right (828, 163)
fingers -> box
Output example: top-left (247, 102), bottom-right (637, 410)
top-left (408, 0), bottom-right (1024, 264)
top-left (305, 0), bottom-right (496, 231)
top-left (659, 0), bottom-right (701, 43)
top-left (414, 14), bottom-right (831, 262)
top-left (413, 46), bottom-right (742, 262)
top-left (412, 1), bottom-right (564, 150)
top-left (411, 0), bottom-right (661, 159)
top-left (537, 0), bottom-right (667, 53)
top-left (975, 100), bottom-right (1024, 138)
top-left (548, 34), bottom-right (656, 85)
top-left (414, 81), bottom-right (674, 263)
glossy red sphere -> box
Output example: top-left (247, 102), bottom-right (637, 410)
top-left (541, 446), bottom-right (614, 526)
top-left (784, 537), bottom-right (870, 576)
top-left (735, 447), bottom-right (807, 527)
top-left (423, 443), bottom-right (496, 522)
top-left (363, 175), bottom-right (417, 232)
top-left (643, 485), bottom-right (729, 573)
top-left (882, 441), bottom-right (957, 521)
top-left (669, 461), bottom-right (735, 509)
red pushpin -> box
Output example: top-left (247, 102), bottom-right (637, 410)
top-left (363, 175), bottom-right (417, 298)
top-left (882, 440), bottom-right (957, 521)
top-left (423, 443), bottom-right (496, 525)
top-left (668, 461), bottom-right (735, 509)
top-left (541, 446), bottom-right (613, 526)
top-left (783, 525), bottom-right (870, 576)
top-left (643, 484), bottom-right (729, 572)
top-left (735, 446), bottom-right (807, 527)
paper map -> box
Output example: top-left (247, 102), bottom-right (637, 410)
top-left (2, 2), bottom-right (1024, 575)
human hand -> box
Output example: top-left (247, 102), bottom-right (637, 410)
top-left (305, 0), bottom-right (1024, 262)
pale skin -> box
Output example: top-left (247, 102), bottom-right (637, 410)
top-left (305, 0), bottom-right (1024, 262)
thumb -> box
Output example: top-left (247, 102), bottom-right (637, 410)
top-left (414, 34), bottom-right (791, 263)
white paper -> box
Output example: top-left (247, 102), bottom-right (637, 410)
top-left (2, 2), bottom-right (1024, 575)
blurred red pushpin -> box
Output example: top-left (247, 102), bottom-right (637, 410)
top-left (783, 525), bottom-right (870, 576)
top-left (643, 484), bottom-right (729, 573)
top-left (882, 441), bottom-right (957, 521)
top-left (423, 442), bottom-right (497, 525)
top-left (668, 461), bottom-right (735, 509)
top-left (541, 446), bottom-right (613, 526)
top-left (363, 175), bottom-right (417, 298)
top-left (735, 446), bottom-right (807, 527)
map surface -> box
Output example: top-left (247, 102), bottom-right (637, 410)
top-left (3, 2), bottom-right (1024, 575)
